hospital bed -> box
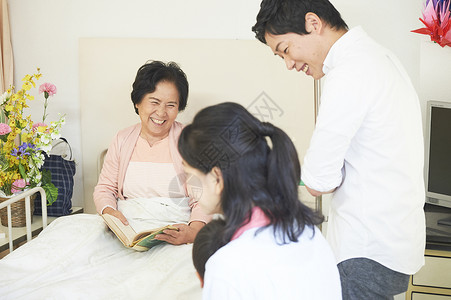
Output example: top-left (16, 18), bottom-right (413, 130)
top-left (0, 187), bottom-right (47, 255)
top-left (0, 161), bottom-right (201, 299)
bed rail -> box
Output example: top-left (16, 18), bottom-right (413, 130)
top-left (0, 187), bottom-right (47, 254)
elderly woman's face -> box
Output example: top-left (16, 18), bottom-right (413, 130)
top-left (135, 81), bottom-right (179, 140)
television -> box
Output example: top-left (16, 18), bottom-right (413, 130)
top-left (425, 101), bottom-right (451, 224)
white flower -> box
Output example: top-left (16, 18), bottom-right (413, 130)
top-left (0, 91), bottom-right (9, 102)
top-left (40, 135), bottom-right (51, 145)
top-left (40, 144), bottom-right (52, 153)
top-left (51, 132), bottom-right (61, 140)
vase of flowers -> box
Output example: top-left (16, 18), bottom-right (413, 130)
top-left (0, 68), bottom-right (65, 226)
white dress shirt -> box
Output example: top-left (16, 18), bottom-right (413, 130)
top-left (301, 26), bottom-right (425, 274)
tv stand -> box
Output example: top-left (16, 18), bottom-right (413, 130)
top-left (424, 203), bottom-right (451, 247)
top-left (405, 204), bottom-right (451, 299)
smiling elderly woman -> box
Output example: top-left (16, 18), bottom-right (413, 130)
top-left (94, 60), bottom-right (210, 244)
top-left (0, 61), bottom-right (210, 299)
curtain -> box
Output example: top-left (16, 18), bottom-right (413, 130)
top-left (0, 0), bottom-right (13, 94)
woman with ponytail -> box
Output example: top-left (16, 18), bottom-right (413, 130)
top-left (179, 102), bottom-right (341, 299)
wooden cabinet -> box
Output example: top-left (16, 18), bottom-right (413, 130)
top-left (406, 249), bottom-right (451, 299)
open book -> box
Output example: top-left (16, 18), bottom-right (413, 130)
top-left (102, 214), bottom-right (178, 251)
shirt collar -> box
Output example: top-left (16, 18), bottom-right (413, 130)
top-left (323, 26), bottom-right (367, 75)
top-left (231, 207), bottom-right (270, 241)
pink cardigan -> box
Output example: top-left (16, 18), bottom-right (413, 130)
top-left (93, 122), bottom-right (211, 224)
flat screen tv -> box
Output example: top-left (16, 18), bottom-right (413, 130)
top-left (425, 101), bottom-right (451, 218)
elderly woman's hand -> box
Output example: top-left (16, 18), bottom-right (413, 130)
top-left (102, 207), bottom-right (129, 225)
top-left (155, 221), bottom-right (205, 245)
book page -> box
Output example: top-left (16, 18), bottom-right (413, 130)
top-left (127, 217), bottom-right (170, 235)
top-left (102, 214), bottom-right (137, 246)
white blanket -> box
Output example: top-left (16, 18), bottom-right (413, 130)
top-left (0, 198), bottom-right (202, 300)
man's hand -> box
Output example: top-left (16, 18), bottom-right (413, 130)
top-left (305, 185), bottom-right (336, 197)
top-left (102, 207), bottom-right (129, 225)
top-left (155, 221), bottom-right (205, 245)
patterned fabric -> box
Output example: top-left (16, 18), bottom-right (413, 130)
top-left (35, 138), bottom-right (76, 217)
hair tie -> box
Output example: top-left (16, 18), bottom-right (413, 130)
top-left (261, 122), bottom-right (275, 137)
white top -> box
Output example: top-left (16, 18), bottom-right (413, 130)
top-left (123, 162), bottom-right (185, 199)
top-left (202, 226), bottom-right (342, 300)
top-left (301, 26), bottom-right (425, 274)
top-left (123, 135), bottom-right (185, 199)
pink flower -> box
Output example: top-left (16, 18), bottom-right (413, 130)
top-left (11, 179), bottom-right (28, 194)
top-left (32, 122), bottom-right (48, 131)
top-left (39, 83), bottom-right (57, 97)
top-left (0, 123), bottom-right (11, 135)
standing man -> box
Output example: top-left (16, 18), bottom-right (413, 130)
top-left (252, 0), bottom-right (425, 299)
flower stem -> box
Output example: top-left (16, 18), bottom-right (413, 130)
top-left (42, 97), bottom-right (48, 123)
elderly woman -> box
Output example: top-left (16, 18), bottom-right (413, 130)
top-left (94, 61), bottom-right (209, 244)
top-left (0, 61), bottom-right (208, 300)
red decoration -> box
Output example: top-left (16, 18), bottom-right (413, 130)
top-left (412, 0), bottom-right (451, 47)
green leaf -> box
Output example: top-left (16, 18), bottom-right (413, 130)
top-left (18, 163), bottom-right (27, 179)
top-left (41, 168), bottom-right (52, 185)
top-left (0, 154), bottom-right (7, 171)
top-left (42, 183), bottom-right (58, 206)
top-left (0, 134), bottom-right (8, 142)
top-left (0, 109), bottom-right (6, 123)
top-left (41, 169), bottom-right (58, 206)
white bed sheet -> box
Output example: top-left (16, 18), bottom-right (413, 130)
top-left (0, 198), bottom-right (202, 300)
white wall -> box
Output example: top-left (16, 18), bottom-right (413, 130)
top-left (331, 0), bottom-right (451, 126)
top-left (330, 0), bottom-right (422, 89)
top-left (7, 0), bottom-right (451, 209)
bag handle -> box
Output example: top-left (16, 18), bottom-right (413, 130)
top-left (52, 137), bottom-right (73, 161)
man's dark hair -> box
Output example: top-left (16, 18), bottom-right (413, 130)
top-left (252, 0), bottom-right (348, 44)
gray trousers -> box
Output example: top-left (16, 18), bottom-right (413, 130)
top-left (338, 258), bottom-right (410, 300)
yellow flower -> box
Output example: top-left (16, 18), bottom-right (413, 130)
top-left (22, 81), bottom-right (32, 91)
top-left (0, 68), bottom-right (61, 196)
top-left (22, 74), bottom-right (32, 82)
top-left (21, 132), bottom-right (29, 141)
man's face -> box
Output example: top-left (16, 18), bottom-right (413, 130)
top-left (265, 31), bottom-right (326, 80)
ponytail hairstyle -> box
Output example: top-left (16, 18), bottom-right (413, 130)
top-left (178, 102), bottom-right (323, 243)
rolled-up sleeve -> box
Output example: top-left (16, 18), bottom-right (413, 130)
top-left (302, 66), bottom-right (369, 192)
